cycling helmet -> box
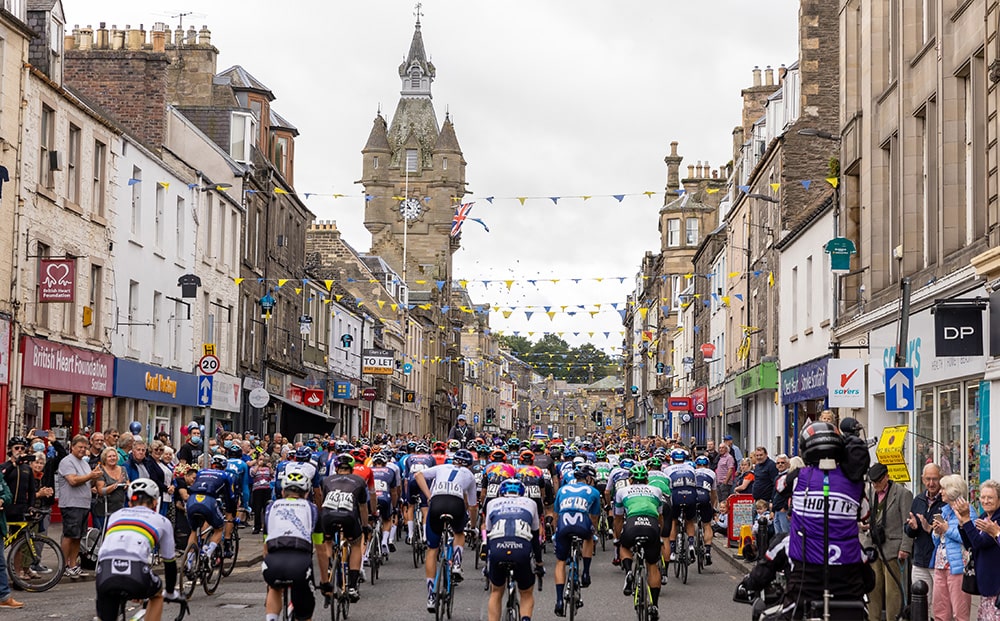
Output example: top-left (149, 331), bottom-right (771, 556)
top-left (448, 439), bottom-right (462, 451)
top-left (406, 441), bottom-right (417, 452)
top-left (350, 448), bottom-right (367, 462)
top-left (226, 444), bottom-right (243, 459)
top-left (799, 421), bottom-right (845, 466)
top-left (432, 441), bottom-right (447, 452)
top-left (282, 470), bottom-right (310, 493)
top-left (294, 446), bottom-right (313, 461)
top-left (694, 455), bottom-right (710, 467)
top-left (7, 436), bottom-right (27, 449)
top-left (333, 453), bottom-right (356, 470)
top-left (489, 449), bottom-right (507, 463)
top-left (670, 448), bottom-right (688, 463)
top-left (416, 442), bottom-right (429, 453)
top-left (647, 457), bottom-right (662, 470)
top-left (452, 449), bottom-right (474, 466)
top-left (128, 478), bottom-right (160, 503)
top-left (572, 456), bottom-right (586, 466)
top-left (507, 438), bottom-right (520, 449)
top-left (210, 454), bottom-right (228, 468)
top-left (531, 440), bottom-right (545, 452)
top-left (518, 450), bottom-right (535, 465)
top-left (575, 463), bottom-right (596, 480)
top-left (549, 445), bottom-right (563, 458)
top-left (595, 450), bottom-right (607, 460)
top-left (563, 448), bottom-right (578, 460)
top-left (306, 440), bottom-right (319, 450)
top-left (618, 458), bottom-right (636, 470)
top-left (629, 464), bottom-right (649, 482)
top-left (624, 448), bottom-right (636, 458)
top-left (499, 478), bottom-right (525, 497)
top-left (371, 453), bottom-right (387, 466)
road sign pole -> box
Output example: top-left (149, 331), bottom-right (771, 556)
top-left (895, 277), bottom-right (912, 367)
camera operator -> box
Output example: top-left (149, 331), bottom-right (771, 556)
top-left (764, 421), bottom-right (872, 619)
top-left (0, 437), bottom-right (36, 523)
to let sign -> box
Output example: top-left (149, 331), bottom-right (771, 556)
top-left (362, 348), bottom-right (395, 375)
top-left (39, 258), bottom-right (76, 302)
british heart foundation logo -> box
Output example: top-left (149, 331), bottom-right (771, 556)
top-left (38, 258), bottom-right (75, 302)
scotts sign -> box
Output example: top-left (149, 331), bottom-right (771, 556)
top-left (39, 258), bottom-right (76, 302)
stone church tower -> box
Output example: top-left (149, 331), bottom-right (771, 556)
top-left (359, 14), bottom-right (467, 295)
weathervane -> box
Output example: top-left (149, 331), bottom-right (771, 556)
top-left (414, 2), bottom-right (423, 25)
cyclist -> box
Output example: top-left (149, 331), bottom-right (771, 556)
top-left (370, 453), bottom-right (400, 558)
top-left (185, 453), bottom-right (237, 560)
top-left (515, 451), bottom-right (546, 526)
top-left (413, 448), bottom-right (478, 610)
top-left (446, 439), bottom-right (462, 459)
top-left (278, 446), bottom-right (319, 500)
top-left (317, 453), bottom-right (370, 603)
top-left (484, 478), bottom-right (543, 621)
top-left (606, 457), bottom-right (635, 565)
top-left (262, 471), bottom-right (321, 621)
top-left (431, 441), bottom-right (449, 466)
top-left (480, 449), bottom-right (517, 510)
top-left (553, 463), bottom-right (600, 617)
top-left (225, 443), bottom-right (251, 537)
top-left (615, 464), bottom-right (665, 621)
top-left (403, 442), bottom-right (437, 544)
top-left (693, 455), bottom-right (718, 566)
top-left (95, 478), bottom-right (180, 621)
top-left (664, 448), bottom-right (699, 562)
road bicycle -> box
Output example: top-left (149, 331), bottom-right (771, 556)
top-left (5, 509), bottom-right (64, 592)
top-left (114, 589), bottom-right (189, 621)
top-left (363, 516), bottom-right (383, 585)
top-left (672, 518), bottom-right (692, 585)
top-left (563, 535), bottom-right (585, 621)
top-left (626, 537), bottom-right (656, 621)
top-left (597, 507), bottom-right (611, 552)
top-left (464, 525), bottom-right (482, 570)
top-left (412, 507), bottom-right (427, 569)
top-left (500, 562), bottom-right (521, 621)
top-left (220, 517), bottom-right (241, 577)
top-left (323, 525), bottom-right (352, 621)
top-left (694, 517), bottom-right (706, 574)
top-left (430, 514), bottom-right (457, 621)
top-left (179, 523), bottom-right (223, 597)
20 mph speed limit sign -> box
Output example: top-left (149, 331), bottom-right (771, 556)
top-left (198, 354), bottom-right (220, 375)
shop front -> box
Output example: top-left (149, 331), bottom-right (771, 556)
top-left (0, 316), bottom-right (10, 448)
top-left (735, 361), bottom-right (780, 454)
top-left (21, 336), bottom-right (114, 442)
top-left (870, 295), bottom-right (990, 497)
top-left (113, 359), bottom-right (199, 444)
top-left (780, 356), bottom-right (829, 457)
top-left (330, 379), bottom-right (360, 437)
top-left (208, 372), bottom-right (242, 432)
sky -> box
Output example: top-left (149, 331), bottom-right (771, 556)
top-left (72, 1), bottom-right (801, 356)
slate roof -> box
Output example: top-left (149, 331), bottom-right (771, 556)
top-left (216, 65), bottom-right (274, 100)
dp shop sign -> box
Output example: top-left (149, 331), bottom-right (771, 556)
top-left (934, 303), bottom-right (984, 358)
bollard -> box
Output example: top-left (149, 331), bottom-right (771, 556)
top-left (910, 579), bottom-right (929, 621)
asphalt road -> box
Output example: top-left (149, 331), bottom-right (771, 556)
top-left (16, 538), bottom-right (751, 620)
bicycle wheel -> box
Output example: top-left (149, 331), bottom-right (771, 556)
top-left (79, 527), bottom-right (102, 570)
top-left (566, 566), bottom-right (578, 621)
top-left (680, 544), bottom-right (688, 585)
top-left (180, 543), bottom-right (199, 598)
top-left (370, 540), bottom-right (380, 584)
top-left (282, 586), bottom-right (291, 621)
top-left (634, 566), bottom-right (648, 621)
top-left (505, 584), bottom-right (520, 621)
top-left (6, 533), bottom-right (64, 592)
top-left (203, 547), bottom-right (223, 595)
top-left (221, 532), bottom-right (239, 577)
top-left (599, 520), bottom-right (607, 552)
top-left (696, 540), bottom-right (704, 574)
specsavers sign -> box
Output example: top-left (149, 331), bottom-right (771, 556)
top-left (362, 349), bottom-right (395, 375)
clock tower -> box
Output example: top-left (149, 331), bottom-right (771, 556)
top-left (360, 12), bottom-right (468, 293)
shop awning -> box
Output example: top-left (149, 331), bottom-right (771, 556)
top-left (273, 394), bottom-right (335, 439)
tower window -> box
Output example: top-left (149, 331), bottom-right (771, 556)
top-left (410, 68), bottom-right (421, 88)
top-left (373, 156), bottom-right (379, 169)
top-left (405, 149), bottom-right (418, 173)
top-left (442, 157), bottom-right (448, 171)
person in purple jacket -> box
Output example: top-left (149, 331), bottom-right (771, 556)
top-left (954, 479), bottom-right (1000, 621)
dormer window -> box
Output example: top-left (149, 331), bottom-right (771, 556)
top-left (410, 67), bottom-right (421, 88)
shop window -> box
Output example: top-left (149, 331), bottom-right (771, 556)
top-left (914, 388), bottom-right (934, 473)
top-left (967, 384), bottom-right (981, 502)
top-left (937, 383), bottom-right (961, 477)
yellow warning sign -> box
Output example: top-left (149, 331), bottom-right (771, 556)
top-left (202, 343), bottom-right (216, 357)
top-left (885, 463), bottom-right (911, 483)
top-left (876, 424), bottom-right (908, 465)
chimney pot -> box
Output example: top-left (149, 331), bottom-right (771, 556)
top-left (712, 170), bottom-right (719, 179)
top-left (152, 29), bottom-right (166, 53)
top-left (111, 28), bottom-right (124, 50)
top-left (752, 65), bottom-right (761, 87)
top-left (65, 34), bottom-right (76, 51)
top-left (174, 25), bottom-right (184, 45)
top-left (670, 141), bottom-right (679, 157)
top-left (198, 25), bottom-right (211, 46)
top-left (687, 165), bottom-right (695, 178)
top-left (78, 25), bottom-right (93, 50)
top-left (765, 65), bottom-right (774, 86)
top-left (126, 28), bottom-right (143, 50)
top-left (96, 23), bottom-right (109, 49)
top-left (186, 26), bottom-right (197, 45)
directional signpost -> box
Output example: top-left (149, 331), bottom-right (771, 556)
top-left (198, 375), bottom-right (213, 407)
top-left (473, 414), bottom-right (480, 424)
top-left (884, 367), bottom-right (915, 412)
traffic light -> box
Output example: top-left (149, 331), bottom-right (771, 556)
top-left (591, 411), bottom-right (600, 424)
top-left (485, 408), bottom-right (495, 425)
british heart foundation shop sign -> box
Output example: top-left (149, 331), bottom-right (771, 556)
top-left (38, 258), bottom-right (76, 302)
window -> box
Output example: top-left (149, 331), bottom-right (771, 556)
top-left (66, 124), bottom-right (81, 204)
top-left (175, 197), bottom-right (185, 259)
top-left (671, 275), bottom-right (683, 310)
top-left (34, 243), bottom-right (49, 327)
top-left (88, 264), bottom-right (102, 334)
top-left (205, 194), bottom-right (214, 260)
top-left (791, 266), bottom-right (798, 335)
top-left (62, 272), bottom-right (76, 336)
top-left (92, 140), bottom-right (106, 217)
top-left (921, 0), bottom-right (935, 43)
top-left (154, 183), bottom-right (165, 251)
top-left (667, 218), bottom-right (680, 247)
top-left (231, 211), bottom-right (239, 270)
top-left (274, 135), bottom-right (289, 178)
top-left (229, 112), bottom-right (256, 162)
top-left (39, 105), bottom-right (54, 187)
top-left (805, 256), bottom-right (813, 328)
top-left (685, 218), bottom-right (699, 245)
top-left (373, 156), bottom-right (379, 169)
top-left (130, 165), bottom-right (142, 236)
top-left (204, 292), bottom-right (215, 345)
top-left (128, 280), bottom-right (139, 351)
top-left (171, 299), bottom-right (183, 365)
top-left (442, 157), bottom-right (448, 171)
top-left (405, 149), bottom-right (418, 173)
top-left (409, 67), bottom-right (421, 88)
top-left (152, 291), bottom-right (162, 357)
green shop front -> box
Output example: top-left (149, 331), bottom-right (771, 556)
top-left (734, 361), bottom-right (780, 455)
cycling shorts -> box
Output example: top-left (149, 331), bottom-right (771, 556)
top-left (554, 519), bottom-right (593, 562)
top-left (425, 495), bottom-right (467, 550)
top-left (187, 495), bottom-right (225, 530)
top-left (670, 487), bottom-right (698, 521)
top-left (320, 511), bottom-right (362, 542)
top-left (620, 515), bottom-right (662, 563)
top-left (487, 538), bottom-right (535, 590)
top-left (407, 477), bottom-right (428, 507)
top-left (696, 500), bottom-right (715, 524)
top-left (95, 559), bottom-right (161, 621)
top-left (262, 550), bottom-right (314, 621)
top-left (695, 488), bottom-right (712, 505)
top-left (376, 496), bottom-right (392, 522)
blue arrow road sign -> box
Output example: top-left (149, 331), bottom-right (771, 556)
top-left (473, 414), bottom-right (480, 424)
top-left (606, 418), bottom-right (612, 427)
top-left (884, 367), bottom-right (914, 412)
top-left (198, 375), bottom-right (213, 407)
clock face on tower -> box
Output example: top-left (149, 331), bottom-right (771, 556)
top-left (399, 198), bottom-right (422, 221)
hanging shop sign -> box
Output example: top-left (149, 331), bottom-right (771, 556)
top-left (38, 258), bottom-right (76, 302)
top-left (933, 301), bottom-right (986, 358)
top-left (21, 336), bottom-right (113, 396)
top-left (781, 357), bottom-right (829, 404)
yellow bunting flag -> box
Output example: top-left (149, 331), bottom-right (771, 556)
top-left (158, 182), bottom-right (170, 190)
top-left (274, 188), bottom-right (289, 194)
top-left (546, 312), bottom-right (556, 321)
top-left (644, 191), bottom-right (656, 198)
top-left (517, 197), bottom-right (526, 205)
top-left (324, 280), bottom-right (333, 291)
top-left (216, 185), bottom-right (229, 192)
top-left (459, 280), bottom-right (468, 288)
top-left (294, 288), bottom-right (302, 294)
top-left (502, 311), bottom-right (512, 319)
top-left (770, 183), bottom-right (780, 192)
top-left (706, 188), bottom-right (720, 194)
top-left (639, 308), bottom-right (649, 319)
top-left (582, 196), bottom-right (592, 200)
top-left (826, 177), bottom-right (839, 188)
top-left (234, 277), bottom-right (244, 285)
top-left (377, 300), bottom-right (385, 309)
top-left (768, 271), bottom-right (775, 287)
top-left (391, 304), bottom-right (398, 311)
top-left (335, 294), bottom-right (343, 301)
top-left (504, 280), bottom-right (514, 290)
top-left (728, 271), bottom-right (742, 278)
top-left (277, 279), bottom-right (288, 287)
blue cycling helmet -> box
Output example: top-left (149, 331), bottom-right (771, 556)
top-left (694, 455), bottom-right (710, 467)
top-left (498, 478), bottom-right (525, 497)
top-left (452, 449), bottom-right (474, 466)
top-left (563, 448), bottom-right (578, 459)
top-left (294, 446), bottom-right (312, 461)
top-left (618, 458), bottom-right (635, 470)
top-left (670, 448), bottom-right (688, 463)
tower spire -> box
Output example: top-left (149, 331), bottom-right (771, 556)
top-left (414, 2), bottom-right (423, 26)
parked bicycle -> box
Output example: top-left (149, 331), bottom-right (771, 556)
top-left (5, 509), bottom-right (64, 592)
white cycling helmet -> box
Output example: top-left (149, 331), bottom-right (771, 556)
top-left (128, 478), bottom-right (160, 508)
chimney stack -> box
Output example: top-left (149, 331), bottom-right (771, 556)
top-left (664, 140), bottom-right (682, 193)
top-left (778, 63), bottom-right (787, 83)
top-left (752, 66), bottom-right (761, 87)
top-left (151, 23), bottom-right (165, 53)
top-left (765, 65), bottom-right (774, 86)
top-left (197, 25), bottom-right (211, 46)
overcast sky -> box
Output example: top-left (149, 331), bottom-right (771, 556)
top-left (74, 1), bottom-right (800, 356)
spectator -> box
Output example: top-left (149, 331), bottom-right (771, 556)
top-left (705, 440), bottom-right (720, 470)
top-left (863, 463), bottom-right (913, 621)
top-left (29, 451), bottom-right (55, 531)
top-left (723, 434), bottom-right (743, 463)
top-left (85, 432), bottom-right (105, 469)
top-left (250, 455), bottom-right (274, 534)
top-left (771, 453), bottom-right (792, 534)
top-left (751, 446), bottom-right (779, 503)
top-left (905, 463), bottom-right (945, 606)
top-left (102, 428), bottom-right (120, 453)
top-left (0, 471), bottom-right (24, 608)
top-left (56, 434), bottom-right (102, 579)
top-left (115, 434), bottom-right (133, 465)
top-left (953, 479), bottom-right (1000, 621)
top-left (715, 443), bottom-right (736, 499)
top-left (155, 431), bottom-right (170, 446)
top-left (150, 441), bottom-right (175, 518)
top-left (931, 474), bottom-right (972, 621)
top-left (447, 413), bottom-right (475, 447)
top-left (92, 447), bottom-right (128, 531)
top-left (1, 437), bottom-right (35, 523)
top-left (712, 499), bottom-right (730, 536)
top-left (122, 439), bottom-right (165, 498)
top-left (818, 409), bottom-right (839, 427)
top-left (733, 458), bottom-right (755, 494)
top-left (176, 422), bottom-right (203, 466)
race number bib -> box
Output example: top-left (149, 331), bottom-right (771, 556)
top-left (374, 480), bottom-right (389, 492)
top-left (527, 485), bottom-right (541, 499)
top-left (322, 490), bottom-right (355, 512)
top-left (486, 484), bottom-right (500, 497)
top-left (431, 480), bottom-right (463, 497)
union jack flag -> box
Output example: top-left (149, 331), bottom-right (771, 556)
top-left (450, 202), bottom-right (474, 237)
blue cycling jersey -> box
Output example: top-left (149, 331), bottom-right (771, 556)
top-left (188, 469), bottom-right (236, 507)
